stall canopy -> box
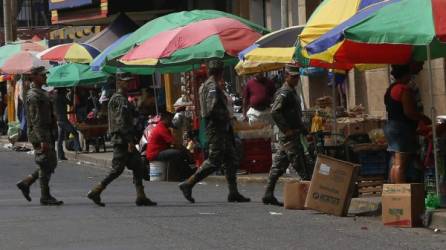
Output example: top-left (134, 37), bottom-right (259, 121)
top-left (47, 63), bottom-right (108, 87)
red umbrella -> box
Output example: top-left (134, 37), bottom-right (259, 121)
top-left (1, 51), bottom-right (50, 74)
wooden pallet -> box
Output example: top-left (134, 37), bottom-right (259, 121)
top-left (356, 176), bottom-right (387, 197)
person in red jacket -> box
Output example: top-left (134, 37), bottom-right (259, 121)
top-left (146, 112), bottom-right (195, 181)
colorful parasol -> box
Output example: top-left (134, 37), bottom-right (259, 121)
top-left (303, 0), bottom-right (446, 66)
top-left (0, 40), bottom-right (47, 68)
top-left (236, 25), bottom-right (304, 75)
top-left (90, 34), bottom-right (131, 71)
top-left (1, 51), bottom-right (50, 74)
top-left (47, 63), bottom-right (108, 87)
top-left (38, 43), bottom-right (100, 63)
top-left (105, 10), bottom-right (269, 74)
top-left (296, 0), bottom-right (387, 70)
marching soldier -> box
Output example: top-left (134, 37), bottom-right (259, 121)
top-left (87, 72), bottom-right (155, 207)
top-left (178, 60), bottom-right (250, 203)
top-left (16, 66), bottom-right (63, 206)
top-left (262, 65), bottom-right (312, 206)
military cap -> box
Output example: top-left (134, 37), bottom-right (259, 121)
top-left (208, 60), bottom-right (224, 70)
top-left (116, 71), bottom-right (134, 81)
top-left (30, 66), bottom-right (47, 75)
top-left (285, 64), bottom-right (300, 76)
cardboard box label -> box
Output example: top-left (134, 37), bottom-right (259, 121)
top-left (319, 164), bottom-right (330, 175)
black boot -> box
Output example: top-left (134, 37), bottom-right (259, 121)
top-left (262, 175), bottom-right (283, 206)
top-left (178, 176), bottom-right (196, 203)
top-left (135, 185), bottom-right (157, 206)
top-left (40, 177), bottom-right (63, 206)
top-left (227, 182), bottom-right (250, 203)
top-left (87, 184), bottom-right (106, 207)
top-left (16, 171), bottom-right (39, 202)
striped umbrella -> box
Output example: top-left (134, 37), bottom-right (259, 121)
top-left (236, 25), bottom-right (304, 75)
top-left (302, 0), bottom-right (446, 65)
top-left (105, 10), bottom-right (269, 74)
top-left (38, 43), bottom-right (100, 63)
top-left (296, 0), bottom-right (387, 70)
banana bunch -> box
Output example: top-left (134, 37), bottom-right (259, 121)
top-left (311, 113), bottom-right (324, 133)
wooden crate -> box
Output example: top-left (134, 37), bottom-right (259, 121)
top-left (356, 175), bottom-right (387, 197)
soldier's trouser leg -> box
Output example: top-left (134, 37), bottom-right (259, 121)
top-left (127, 151), bottom-right (156, 206)
top-left (39, 169), bottom-right (63, 205)
top-left (17, 169), bottom-right (40, 202)
top-left (100, 144), bottom-right (127, 187)
top-left (263, 149), bottom-right (289, 206)
top-left (87, 145), bottom-right (125, 206)
top-left (224, 138), bottom-right (250, 202)
top-left (287, 140), bottom-right (311, 181)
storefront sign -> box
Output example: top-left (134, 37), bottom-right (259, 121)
top-left (49, 0), bottom-right (93, 10)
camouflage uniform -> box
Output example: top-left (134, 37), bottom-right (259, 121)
top-left (263, 83), bottom-right (312, 205)
top-left (87, 89), bottom-right (155, 206)
top-left (16, 85), bottom-right (62, 205)
top-left (179, 68), bottom-right (250, 203)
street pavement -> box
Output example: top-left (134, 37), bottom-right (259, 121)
top-left (0, 148), bottom-right (445, 250)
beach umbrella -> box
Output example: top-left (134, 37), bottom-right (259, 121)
top-left (38, 43), bottom-right (100, 63)
top-left (0, 40), bottom-right (47, 68)
top-left (105, 10), bottom-right (269, 74)
top-left (1, 51), bottom-right (50, 74)
top-left (303, 0), bottom-right (446, 65)
top-left (295, 0), bottom-right (388, 70)
top-left (90, 34), bottom-right (131, 71)
top-left (47, 63), bottom-right (108, 87)
top-left (236, 25), bottom-right (304, 75)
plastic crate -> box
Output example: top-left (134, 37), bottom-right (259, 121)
top-left (357, 150), bottom-right (388, 176)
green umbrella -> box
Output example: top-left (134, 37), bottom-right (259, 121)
top-left (47, 63), bottom-right (108, 87)
top-left (104, 10), bottom-right (269, 74)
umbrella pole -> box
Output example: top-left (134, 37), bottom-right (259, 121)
top-left (427, 45), bottom-right (440, 196)
top-left (332, 76), bottom-right (337, 146)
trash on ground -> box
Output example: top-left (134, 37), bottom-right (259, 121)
top-left (269, 212), bottom-right (282, 215)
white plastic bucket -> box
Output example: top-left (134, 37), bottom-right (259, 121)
top-left (150, 161), bottom-right (166, 181)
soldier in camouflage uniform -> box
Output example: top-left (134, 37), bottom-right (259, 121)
top-left (16, 66), bottom-right (63, 206)
top-left (178, 60), bottom-right (250, 203)
top-left (87, 73), bottom-right (156, 207)
top-left (262, 65), bottom-right (312, 206)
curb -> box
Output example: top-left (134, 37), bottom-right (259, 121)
top-left (429, 210), bottom-right (446, 231)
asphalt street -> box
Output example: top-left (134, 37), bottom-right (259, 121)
top-left (0, 147), bottom-right (445, 250)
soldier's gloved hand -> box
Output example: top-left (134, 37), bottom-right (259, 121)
top-left (40, 142), bottom-right (49, 153)
top-left (128, 143), bottom-right (136, 153)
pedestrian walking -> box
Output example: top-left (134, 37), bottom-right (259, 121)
top-left (178, 60), bottom-right (250, 203)
top-left (54, 88), bottom-right (81, 160)
top-left (16, 66), bottom-right (63, 206)
top-left (262, 65), bottom-right (312, 206)
top-left (87, 72), bottom-right (156, 207)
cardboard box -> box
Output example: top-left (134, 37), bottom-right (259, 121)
top-left (305, 154), bottom-right (359, 216)
top-left (284, 181), bottom-right (310, 210)
top-left (382, 184), bottom-right (425, 227)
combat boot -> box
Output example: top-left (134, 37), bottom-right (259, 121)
top-left (87, 184), bottom-right (106, 207)
top-left (178, 176), bottom-right (197, 203)
top-left (40, 179), bottom-right (63, 206)
top-left (16, 171), bottom-right (39, 202)
top-left (227, 183), bottom-right (250, 203)
top-left (262, 178), bottom-right (283, 206)
top-left (135, 185), bottom-right (157, 206)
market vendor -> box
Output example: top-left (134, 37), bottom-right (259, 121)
top-left (146, 111), bottom-right (196, 181)
top-left (384, 64), bottom-right (431, 183)
top-left (243, 73), bottom-right (275, 124)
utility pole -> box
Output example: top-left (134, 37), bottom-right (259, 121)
top-left (280, 0), bottom-right (288, 29)
top-left (11, 0), bottom-right (17, 40)
top-left (3, 0), bottom-right (13, 43)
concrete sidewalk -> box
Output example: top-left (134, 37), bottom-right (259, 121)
top-left (2, 136), bottom-right (445, 231)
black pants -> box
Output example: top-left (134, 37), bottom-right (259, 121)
top-left (154, 148), bottom-right (195, 181)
